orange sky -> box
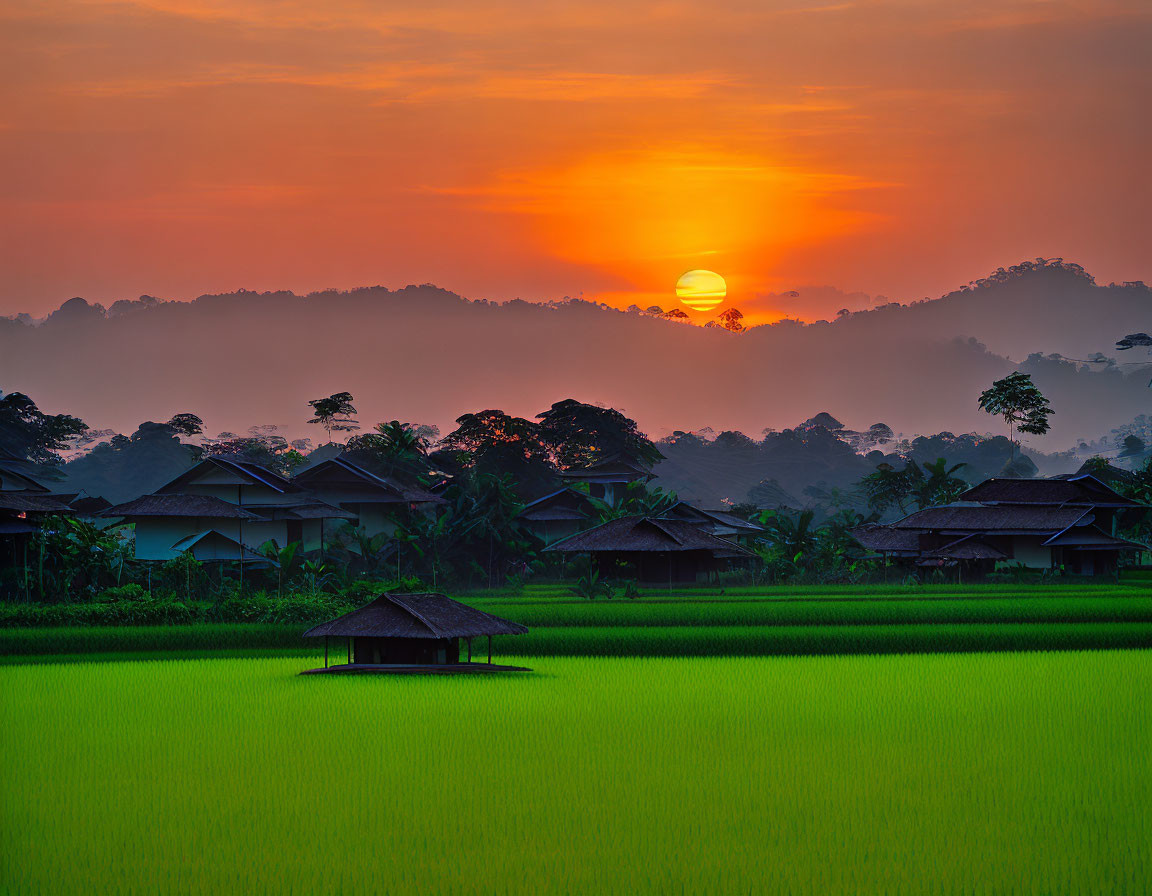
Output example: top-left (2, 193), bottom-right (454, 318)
top-left (1, 0), bottom-right (1149, 323)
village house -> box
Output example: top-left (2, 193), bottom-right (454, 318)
top-left (544, 515), bottom-right (754, 583)
top-left (519, 488), bottom-right (765, 548)
top-left (102, 456), bottom-right (354, 561)
top-left (0, 455), bottom-right (74, 581)
top-left (518, 488), bottom-right (597, 546)
top-left (852, 475), bottom-right (1148, 577)
top-left (658, 502), bottom-right (765, 545)
top-left (291, 454), bottom-right (444, 538)
top-left (557, 456), bottom-right (654, 504)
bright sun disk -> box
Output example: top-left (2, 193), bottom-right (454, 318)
top-left (676, 269), bottom-right (726, 311)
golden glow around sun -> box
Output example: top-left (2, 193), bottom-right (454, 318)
top-left (676, 269), bottom-right (726, 311)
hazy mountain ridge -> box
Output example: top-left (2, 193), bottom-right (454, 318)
top-left (1, 262), bottom-right (1147, 449)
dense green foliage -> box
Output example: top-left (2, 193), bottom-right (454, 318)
top-left (3, 653), bottom-right (1149, 894)
top-left (0, 389), bottom-right (87, 466)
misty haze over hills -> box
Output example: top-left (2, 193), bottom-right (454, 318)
top-left (1, 261), bottom-right (1147, 450)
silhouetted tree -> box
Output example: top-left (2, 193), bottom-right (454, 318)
top-left (439, 410), bottom-right (554, 497)
top-left (165, 413), bottom-right (204, 437)
top-left (63, 421), bottom-right (197, 503)
top-left (307, 392), bottom-right (359, 442)
top-left (0, 390), bottom-right (87, 466)
top-left (535, 399), bottom-right (662, 469)
top-left (978, 372), bottom-right (1053, 459)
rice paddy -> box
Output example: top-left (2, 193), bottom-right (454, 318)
top-left (3, 651), bottom-right (1150, 895)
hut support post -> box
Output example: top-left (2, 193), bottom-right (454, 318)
top-left (324, 636), bottom-right (328, 669)
top-left (467, 637), bottom-right (472, 663)
top-left (488, 635), bottom-right (492, 665)
top-left (347, 637), bottom-right (351, 664)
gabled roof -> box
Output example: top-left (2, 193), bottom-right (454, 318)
top-left (170, 530), bottom-right (271, 562)
top-left (545, 516), bottom-right (753, 556)
top-left (292, 456), bottom-right (444, 504)
top-left (957, 476), bottom-right (1138, 508)
top-left (0, 493), bottom-right (74, 514)
top-left (518, 488), bottom-right (594, 522)
top-left (0, 462), bottom-right (51, 493)
top-left (890, 504), bottom-right (1090, 533)
top-left (67, 495), bottom-right (113, 514)
top-left (661, 502), bottom-right (764, 534)
top-left (157, 456), bottom-right (302, 495)
top-left (101, 494), bottom-right (262, 519)
top-left (849, 523), bottom-right (922, 554)
top-left (1042, 524), bottom-right (1147, 550)
top-left (303, 592), bottom-right (528, 640)
top-left (558, 456), bottom-right (655, 482)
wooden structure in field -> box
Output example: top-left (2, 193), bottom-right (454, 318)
top-left (301, 592), bottom-right (529, 674)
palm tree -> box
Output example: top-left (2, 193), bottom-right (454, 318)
top-left (913, 458), bottom-right (968, 508)
top-left (757, 509), bottom-right (818, 565)
top-left (585, 480), bottom-right (679, 522)
top-left (258, 540), bottom-right (300, 597)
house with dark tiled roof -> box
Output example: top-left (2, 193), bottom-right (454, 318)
top-left (557, 456), bottom-right (654, 504)
top-left (545, 515), bottom-right (754, 583)
top-left (105, 456), bottom-right (355, 560)
top-left (851, 475), bottom-right (1148, 576)
top-left (292, 454), bottom-right (444, 538)
top-left (517, 488), bottom-right (596, 546)
top-left (0, 457), bottom-right (86, 593)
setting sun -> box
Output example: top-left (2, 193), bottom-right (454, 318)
top-left (676, 269), bottom-right (727, 311)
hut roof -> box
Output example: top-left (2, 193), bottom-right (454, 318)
top-left (100, 493), bottom-right (262, 519)
top-left (924, 535), bottom-right (1006, 561)
top-left (558, 456), bottom-right (655, 482)
top-left (661, 503), bottom-right (764, 534)
top-left (0, 462), bottom-right (52, 493)
top-left (0, 493), bottom-right (74, 513)
top-left (68, 495), bottom-right (113, 514)
top-left (849, 523), bottom-right (922, 553)
top-left (890, 503), bottom-right (1090, 533)
top-left (545, 516), bottom-right (754, 556)
top-left (303, 592), bottom-right (529, 640)
top-left (697, 509), bottom-right (764, 533)
top-left (957, 476), bottom-right (1138, 508)
top-left (518, 488), bottom-right (594, 522)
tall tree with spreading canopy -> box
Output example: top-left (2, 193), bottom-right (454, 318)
top-left (978, 372), bottom-right (1053, 460)
top-left (0, 390), bottom-right (87, 466)
top-left (439, 410), bottom-right (554, 496)
top-left (307, 392), bottom-right (360, 443)
top-left (535, 399), bottom-right (662, 470)
top-left (165, 413), bottom-right (204, 437)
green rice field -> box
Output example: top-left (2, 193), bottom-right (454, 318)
top-left (2, 651), bottom-right (1150, 894)
top-left (4, 584), bottom-right (1149, 660)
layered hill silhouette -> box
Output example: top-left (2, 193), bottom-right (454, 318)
top-left (1, 260), bottom-right (1147, 448)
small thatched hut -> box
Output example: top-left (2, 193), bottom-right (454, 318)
top-left (302, 592), bottom-right (529, 674)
